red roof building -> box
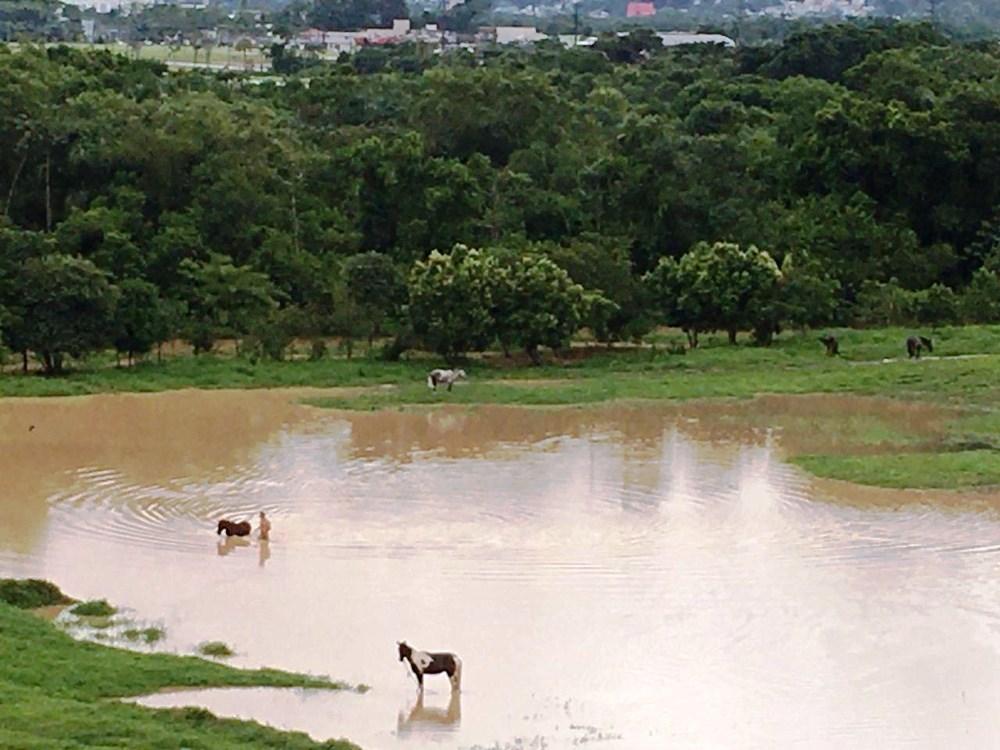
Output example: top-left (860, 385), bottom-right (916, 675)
top-left (626, 1), bottom-right (656, 16)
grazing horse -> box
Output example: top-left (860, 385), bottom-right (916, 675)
top-left (906, 335), bottom-right (933, 359)
top-left (818, 334), bottom-right (839, 357)
top-left (217, 519), bottom-right (252, 537)
top-left (398, 641), bottom-right (462, 691)
top-left (427, 369), bottom-right (467, 392)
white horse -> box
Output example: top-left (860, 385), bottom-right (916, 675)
top-left (427, 369), bottom-right (466, 392)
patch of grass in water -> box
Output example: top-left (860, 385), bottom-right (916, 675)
top-left (123, 626), bottom-right (166, 645)
top-left (0, 578), bottom-right (74, 609)
top-left (198, 641), bottom-right (235, 658)
top-left (71, 599), bottom-right (116, 617)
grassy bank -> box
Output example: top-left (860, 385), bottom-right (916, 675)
top-left (4, 325), bottom-right (1000, 489)
top-left (0, 582), bottom-right (357, 749)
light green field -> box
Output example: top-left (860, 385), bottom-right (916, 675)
top-left (0, 580), bottom-right (357, 750)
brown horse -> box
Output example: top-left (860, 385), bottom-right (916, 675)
top-left (398, 641), bottom-right (462, 691)
top-left (217, 519), bottom-right (251, 537)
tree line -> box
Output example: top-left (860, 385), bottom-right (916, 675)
top-left (2, 22), bottom-right (1000, 372)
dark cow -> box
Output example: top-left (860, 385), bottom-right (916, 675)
top-left (818, 334), bottom-right (839, 357)
top-left (906, 335), bottom-right (933, 359)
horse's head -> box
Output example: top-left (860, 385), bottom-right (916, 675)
top-left (456, 369), bottom-right (467, 380)
top-left (216, 519), bottom-right (227, 535)
top-left (921, 336), bottom-right (933, 352)
top-left (398, 641), bottom-right (412, 662)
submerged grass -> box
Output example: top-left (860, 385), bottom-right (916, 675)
top-left (123, 626), bottom-right (166, 645)
top-left (0, 584), bottom-right (357, 749)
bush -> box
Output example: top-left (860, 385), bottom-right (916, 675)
top-left (0, 579), bottom-right (73, 609)
top-left (198, 641), bottom-right (235, 658)
top-left (70, 599), bottom-right (116, 617)
top-left (914, 283), bottom-right (959, 325)
top-left (853, 278), bottom-right (916, 326)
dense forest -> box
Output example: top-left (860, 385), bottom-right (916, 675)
top-left (2, 22), bottom-right (1000, 371)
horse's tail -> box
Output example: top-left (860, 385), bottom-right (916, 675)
top-left (451, 656), bottom-right (462, 691)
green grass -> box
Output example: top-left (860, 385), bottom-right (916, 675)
top-left (793, 450), bottom-right (1000, 489)
top-left (0, 579), bottom-right (74, 609)
top-left (6, 325), bottom-right (1000, 488)
top-left (0, 583), bottom-right (357, 749)
top-left (70, 599), bottom-right (116, 617)
top-left (198, 641), bottom-right (235, 658)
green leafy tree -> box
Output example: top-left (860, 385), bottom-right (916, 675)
top-left (914, 283), bottom-right (959, 325)
top-left (853, 278), bottom-right (917, 327)
top-left (177, 253), bottom-right (279, 355)
top-left (646, 242), bottom-right (782, 346)
top-left (778, 252), bottom-right (841, 331)
top-left (498, 255), bottom-right (588, 365)
top-left (13, 254), bottom-right (119, 374)
top-left (344, 251), bottom-right (404, 353)
top-left (112, 278), bottom-right (171, 366)
top-left (408, 245), bottom-right (499, 361)
top-left (960, 268), bottom-right (1000, 323)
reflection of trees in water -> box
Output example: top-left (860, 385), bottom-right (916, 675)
top-left (396, 689), bottom-right (461, 735)
top-left (343, 405), bottom-right (677, 463)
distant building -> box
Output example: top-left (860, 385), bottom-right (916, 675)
top-left (626, 2), bottom-right (656, 17)
top-left (61, 0), bottom-right (154, 13)
top-left (656, 31), bottom-right (734, 46)
top-left (490, 26), bottom-right (547, 44)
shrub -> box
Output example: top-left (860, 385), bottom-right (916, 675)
top-left (70, 599), bottom-right (116, 617)
top-left (198, 641), bottom-right (235, 658)
top-left (0, 579), bottom-right (73, 609)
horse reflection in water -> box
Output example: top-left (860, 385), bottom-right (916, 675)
top-left (397, 689), bottom-right (462, 736)
top-left (216, 536), bottom-right (251, 556)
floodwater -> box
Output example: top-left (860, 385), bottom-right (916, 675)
top-left (3, 391), bottom-right (1000, 749)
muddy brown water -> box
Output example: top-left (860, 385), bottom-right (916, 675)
top-left (3, 391), bottom-right (1000, 749)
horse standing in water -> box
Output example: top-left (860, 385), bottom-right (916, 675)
top-left (217, 519), bottom-right (251, 537)
top-left (398, 641), bottom-right (462, 691)
top-left (906, 335), bottom-right (933, 359)
top-left (427, 369), bottom-right (466, 392)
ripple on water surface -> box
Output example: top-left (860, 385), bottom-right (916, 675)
top-left (4, 395), bottom-right (1000, 749)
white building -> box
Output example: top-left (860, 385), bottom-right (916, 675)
top-left (61, 0), bottom-right (155, 13)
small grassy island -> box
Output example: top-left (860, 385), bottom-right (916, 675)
top-left (0, 580), bottom-right (357, 750)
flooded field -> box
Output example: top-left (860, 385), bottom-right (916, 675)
top-left (3, 391), bottom-right (1000, 749)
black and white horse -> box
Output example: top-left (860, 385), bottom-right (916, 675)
top-left (398, 641), bottom-right (462, 691)
top-left (906, 335), bottom-right (933, 359)
top-left (427, 369), bottom-right (467, 392)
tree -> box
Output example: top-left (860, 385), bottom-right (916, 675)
top-left (542, 235), bottom-right (650, 342)
top-left (177, 253), bottom-right (279, 355)
top-left (778, 252), bottom-right (841, 331)
top-left (960, 269), bottom-right (1000, 323)
top-left (495, 255), bottom-right (588, 365)
top-left (408, 245), bottom-right (499, 361)
top-left (343, 251), bottom-right (404, 353)
top-left (13, 254), bottom-right (118, 374)
top-left (645, 242), bottom-right (782, 346)
top-left (112, 278), bottom-right (171, 366)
